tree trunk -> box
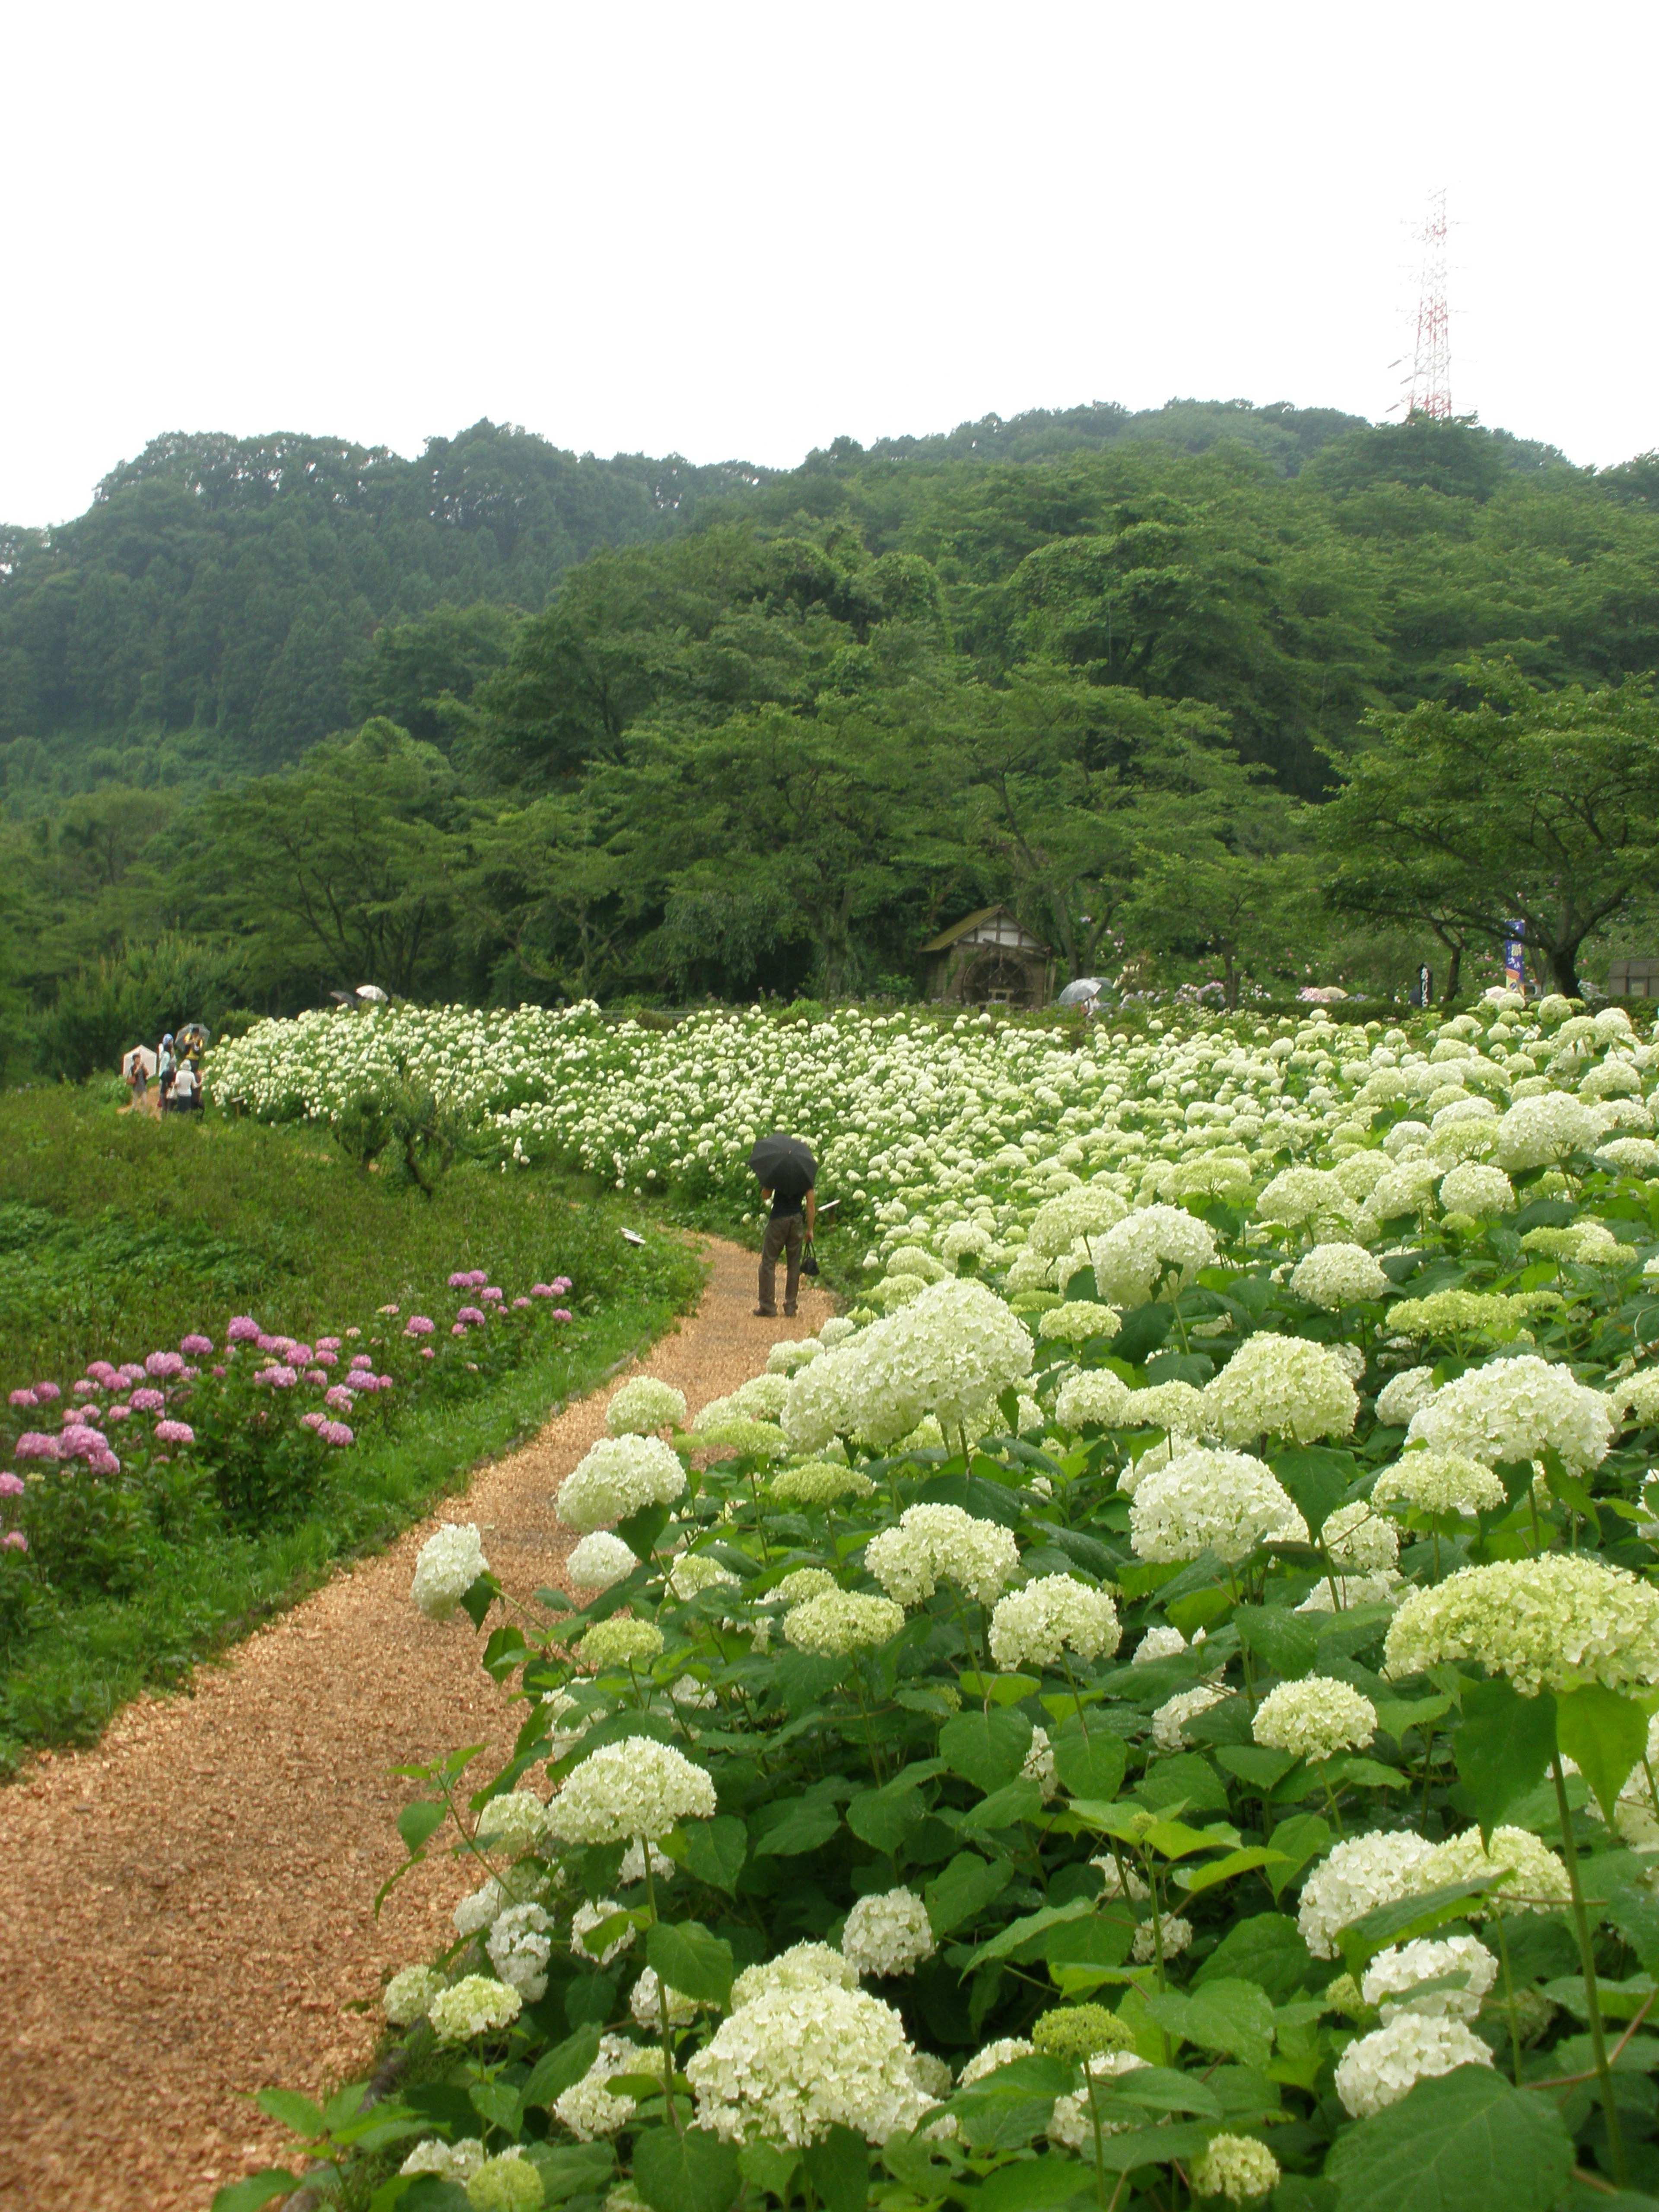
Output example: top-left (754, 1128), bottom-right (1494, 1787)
top-left (1548, 941), bottom-right (1583, 998)
top-left (1443, 940), bottom-right (1461, 1001)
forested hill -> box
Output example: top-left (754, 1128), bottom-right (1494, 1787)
top-left (0, 394), bottom-right (1572, 798)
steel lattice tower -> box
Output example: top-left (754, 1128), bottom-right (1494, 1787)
top-left (1406, 188), bottom-right (1452, 420)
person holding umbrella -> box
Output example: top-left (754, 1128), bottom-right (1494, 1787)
top-left (748, 1133), bottom-right (816, 1318)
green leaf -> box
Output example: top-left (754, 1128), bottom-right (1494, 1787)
top-left (772, 1650), bottom-right (846, 1715)
top-left (963, 1897), bottom-right (1095, 1967)
top-left (1324, 2064), bottom-right (1573, 2212)
top-left (739, 2142), bottom-right (800, 2201)
top-left (1233, 1603), bottom-right (1319, 1681)
top-left (1094, 2119), bottom-right (1225, 2173)
top-left (1454, 1674), bottom-right (1558, 1839)
top-left (210, 2175), bottom-right (301, 2212)
top-left (960, 1670), bottom-right (1041, 1705)
top-left (681, 1813), bottom-right (748, 1894)
top-left (528, 2142), bottom-right (617, 2205)
top-left (469, 2080), bottom-right (522, 2137)
top-left (1556, 1682), bottom-right (1649, 1826)
top-left (1216, 1745), bottom-right (1297, 1791)
top-left (801, 2123), bottom-right (870, 2212)
top-left (1116, 1306), bottom-right (1176, 1365)
top-left (1108, 2066), bottom-right (1224, 2118)
top-left (1193, 1913), bottom-right (1312, 2002)
top-left (1166, 1586), bottom-right (1233, 1640)
top-left (481, 1623), bottom-right (530, 1683)
top-left (751, 1799), bottom-right (842, 1857)
top-left (1542, 1449), bottom-right (1602, 1537)
top-left (1053, 1726), bottom-right (1127, 1803)
top-left (1265, 1812), bottom-right (1329, 1901)
top-left (1337, 1879), bottom-right (1502, 1976)
top-left (1175, 1846), bottom-right (1289, 1897)
top-left (925, 1850), bottom-right (1016, 1935)
top-left (963, 1777), bottom-right (1045, 1831)
top-left (1606, 1884), bottom-right (1659, 1979)
top-left (1135, 1751), bottom-right (1230, 1813)
top-left (1271, 1447), bottom-right (1358, 1541)
top-left (976, 2158), bottom-right (1096, 2211)
top-left (459, 1572), bottom-right (498, 1630)
top-left (254, 2089), bottom-right (324, 2139)
top-left (615, 1501), bottom-right (671, 1557)
top-left (396, 1800), bottom-right (447, 1855)
top-left (522, 2022), bottom-right (603, 2109)
top-left (630, 2123), bottom-right (742, 2212)
top-left (1043, 1910), bottom-right (1135, 1990)
top-left (1142, 1978), bottom-right (1275, 2068)
top-left (940, 1707), bottom-right (1033, 1795)
top-left (645, 1920), bottom-right (734, 2008)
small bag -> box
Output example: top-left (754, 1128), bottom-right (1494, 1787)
top-left (800, 1239), bottom-right (820, 1278)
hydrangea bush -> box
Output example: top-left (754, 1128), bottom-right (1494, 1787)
top-left (218, 990), bottom-right (1659, 2212)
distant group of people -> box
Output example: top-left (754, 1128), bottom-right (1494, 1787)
top-left (124, 1023), bottom-right (207, 1114)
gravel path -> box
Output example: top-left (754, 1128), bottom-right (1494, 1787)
top-left (0, 1235), bottom-right (830, 2212)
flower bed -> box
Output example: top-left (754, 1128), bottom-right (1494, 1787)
top-left (220, 990), bottom-right (1659, 2212)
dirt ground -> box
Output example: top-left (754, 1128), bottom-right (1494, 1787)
top-left (0, 1235), bottom-right (829, 2212)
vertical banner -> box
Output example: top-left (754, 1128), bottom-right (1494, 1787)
top-left (1504, 922), bottom-right (1526, 995)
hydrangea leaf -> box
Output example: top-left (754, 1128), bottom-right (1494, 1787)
top-left (1193, 1911), bottom-right (1313, 2001)
top-left (1142, 1977), bottom-right (1274, 2068)
top-left (1555, 1681), bottom-right (1649, 1826)
top-left (1052, 1723), bottom-right (1127, 1803)
top-left (925, 1849), bottom-right (1015, 1935)
top-left (680, 1812), bottom-right (749, 1894)
top-left (645, 1920), bottom-right (734, 2007)
top-left (207, 2177), bottom-right (302, 2212)
top-left (631, 2123), bottom-right (742, 2212)
top-left (940, 1707), bottom-right (1033, 1795)
top-left (1335, 1878), bottom-right (1501, 1977)
top-left (800, 2123), bottom-right (870, 2212)
top-left (976, 2157), bottom-right (1099, 2212)
top-left (521, 2021), bottom-right (603, 2109)
top-left (1323, 2066), bottom-right (1572, 2212)
top-left (1453, 1673), bottom-right (1559, 1840)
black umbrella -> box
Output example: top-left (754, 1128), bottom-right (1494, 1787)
top-left (748, 1132), bottom-right (817, 1196)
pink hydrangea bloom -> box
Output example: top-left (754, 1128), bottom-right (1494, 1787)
top-left (321, 1421), bottom-right (353, 1447)
top-left (324, 1386), bottom-right (355, 1411)
top-left (118, 1364), bottom-right (146, 1386)
top-left (212, 1365), bottom-right (226, 1378)
top-left (316, 1337), bottom-right (342, 1352)
top-left (105, 1404), bottom-right (132, 1421)
top-left (314, 1348), bottom-right (338, 1367)
top-left (0, 1471), bottom-right (24, 1496)
top-left (304, 1369), bottom-right (327, 1386)
top-left (456, 1306), bottom-right (486, 1326)
top-left (345, 1327), bottom-right (362, 1339)
top-left (14, 1434), bottom-right (60, 1460)
top-left (8, 1388), bottom-right (36, 1409)
top-left (482, 1287), bottom-right (504, 1304)
top-left (226, 1316), bottom-right (261, 1344)
top-left (87, 1450), bottom-right (120, 1476)
top-left (179, 1334), bottom-right (213, 1357)
top-left (404, 1317), bottom-right (435, 1338)
top-left (299, 1411), bottom-right (327, 1431)
top-left (33, 1382), bottom-right (60, 1402)
top-left (292, 1345), bottom-right (314, 1365)
top-left (512, 1297), bottom-right (530, 1309)
top-left (420, 1347), bottom-right (435, 1361)
top-left (552, 1309), bottom-right (572, 1323)
top-left (255, 1365), bottom-right (299, 1389)
top-left (3, 1531), bottom-right (26, 1552)
top-left (350, 1353), bottom-right (374, 1370)
top-left (130, 1388), bottom-right (166, 1414)
top-left (155, 1421), bottom-right (195, 1446)
top-left (146, 1351), bottom-right (186, 1379)
top-left (448, 1268), bottom-right (487, 1290)
top-left (372, 1374), bottom-right (394, 1391)
top-left (552, 1278), bottom-right (572, 1293)
top-left (378, 1304), bottom-right (400, 1317)
top-left (452, 1322), bottom-right (467, 1336)
top-left (72, 1379), bottom-right (101, 1398)
top-left (528, 1285), bottom-right (555, 1298)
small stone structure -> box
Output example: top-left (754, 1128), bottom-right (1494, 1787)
top-left (921, 905), bottom-right (1053, 1007)
top-left (1608, 957), bottom-right (1659, 1000)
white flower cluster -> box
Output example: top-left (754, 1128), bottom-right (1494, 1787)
top-left (783, 1589), bottom-right (906, 1655)
top-left (606, 1378), bottom-right (686, 1435)
top-left (1361, 1936), bottom-right (1497, 2021)
top-left (840, 1886), bottom-right (936, 1977)
top-left (685, 1982), bottom-right (935, 2145)
top-left (782, 1278), bottom-right (1033, 1452)
top-left (865, 1503), bottom-right (1020, 1606)
top-left (1404, 1354), bottom-right (1612, 1473)
top-left (426, 1974), bottom-right (523, 2043)
top-left (1298, 1831), bottom-right (1439, 1959)
top-left (565, 1531), bottom-right (639, 1591)
top-left (1335, 2014), bottom-right (1494, 2117)
top-left (553, 2035), bottom-right (665, 2139)
top-left (556, 1434), bottom-right (687, 1531)
top-left (1373, 1450), bottom-right (1506, 1517)
top-left (1089, 1205), bottom-right (1217, 1307)
top-left (411, 1523), bottom-right (489, 1621)
top-left (1385, 1554), bottom-right (1659, 1696)
top-left (1289, 1243), bottom-right (1389, 1308)
top-left (1252, 1676), bottom-right (1376, 1761)
top-left (731, 1942), bottom-right (858, 2009)
top-left (1203, 1335), bottom-right (1358, 1448)
top-left (1130, 1448), bottom-right (1308, 1564)
top-left (485, 1903), bottom-right (553, 1999)
top-left (543, 1739), bottom-right (718, 1845)
top-left (383, 1964), bottom-right (446, 2026)
top-left (988, 1573), bottom-right (1121, 1669)
top-left (1054, 1369), bottom-right (1133, 1430)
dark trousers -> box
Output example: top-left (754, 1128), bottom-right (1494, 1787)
top-left (759, 1215), bottom-right (804, 1314)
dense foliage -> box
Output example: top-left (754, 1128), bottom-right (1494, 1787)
top-left (219, 987), bottom-right (1659, 2212)
top-left (7, 403), bottom-right (1658, 1067)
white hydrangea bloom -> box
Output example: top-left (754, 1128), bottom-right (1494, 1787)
top-left (1048, 2051), bottom-right (1150, 2148)
top-left (1254, 1166), bottom-right (1352, 1232)
top-left (1323, 1500), bottom-right (1399, 1573)
top-left (957, 2035), bottom-right (1034, 2088)
top-left (1133, 1624), bottom-right (1188, 1665)
top-left (865, 1503), bottom-right (1020, 1606)
top-left (384, 1964), bottom-right (446, 2026)
top-left (1204, 1336), bottom-right (1358, 1447)
top-left (731, 1941), bottom-right (859, 2010)
top-left (1335, 2014), bottom-right (1494, 2118)
top-left (840, 1887), bottom-right (937, 1977)
top-left (571, 1897), bottom-right (637, 1966)
top-left (1130, 1448), bottom-right (1308, 1564)
top-left (1492, 1092), bottom-right (1602, 1169)
top-left (686, 1983), bottom-right (935, 2145)
top-left (1091, 1853), bottom-right (1151, 1901)
top-left (1362, 1936), bottom-right (1498, 2022)
top-left (1421, 1824), bottom-right (1571, 1912)
top-left (553, 2036), bottom-right (663, 2139)
top-left (606, 1378), bottom-right (687, 1436)
top-left (1386, 1555), bottom-right (1659, 1696)
top-left (988, 1574), bottom-right (1121, 1669)
top-left (768, 1336), bottom-right (822, 1373)
top-left (453, 1868), bottom-right (543, 1939)
top-left (1055, 1370), bottom-right (1133, 1429)
top-left (1028, 1185), bottom-right (1129, 1255)
top-left (474, 1789), bottom-right (548, 1855)
top-left (401, 2137), bottom-right (486, 2182)
top-left (1252, 1676), bottom-right (1376, 1761)
top-left (1373, 1449), bottom-right (1506, 1517)
top-left (783, 1589), bottom-right (906, 1655)
top-left (1152, 1684), bottom-right (1230, 1751)
top-left (618, 1838), bottom-right (674, 1884)
top-left (566, 1532), bottom-right (639, 1591)
top-left (426, 1974), bottom-right (523, 2043)
top-left (667, 1552), bottom-right (741, 1600)
top-left (782, 1278), bottom-right (1033, 1451)
top-left (1405, 1354), bottom-right (1612, 1473)
top-left (1295, 1570), bottom-right (1403, 1613)
top-left (629, 1964), bottom-right (702, 2028)
top-left (1438, 1162), bottom-right (1516, 1216)
top-left (772, 1567), bottom-right (836, 1606)
top-left (1089, 1205), bottom-right (1217, 1308)
top-left (1298, 1831), bottom-right (1439, 1959)
top-left (412, 1523), bottom-right (489, 1621)
top-left (1374, 1367), bottom-right (1436, 1427)
top-left (1189, 2133), bottom-right (1282, 2204)
top-left (1132, 1911), bottom-right (1193, 1962)
top-left (544, 1740), bottom-right (718, 1846)
top-left (556, 1435), bottom-right (687, 1532)
top-left (1290, 1243), bottom-right (1389, 1308)
top-left (486, 1903), bottom-right (553, 1999)
top-left (1038, 1301), bottom-right (1122, 1345)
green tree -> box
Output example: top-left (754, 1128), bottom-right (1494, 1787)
top-left (1316, 666), bottom-right (1659, 996)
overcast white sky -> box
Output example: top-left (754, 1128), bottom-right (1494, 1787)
top-left (3, 0), bottom-right (1652, 526)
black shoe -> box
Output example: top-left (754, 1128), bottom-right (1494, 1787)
top-left (753, 1306), bottom-right (777, 1317)
top-left (783, 1306), bottom-right (797, 1317)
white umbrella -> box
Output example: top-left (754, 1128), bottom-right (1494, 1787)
top-left (1056, 977), bottom-right (1105, 1007)
top-left (356, 984), bottom-right (389, 1003)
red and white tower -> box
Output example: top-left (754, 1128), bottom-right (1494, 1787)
top-left (1406, 188), bottom-right (1452, 420)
